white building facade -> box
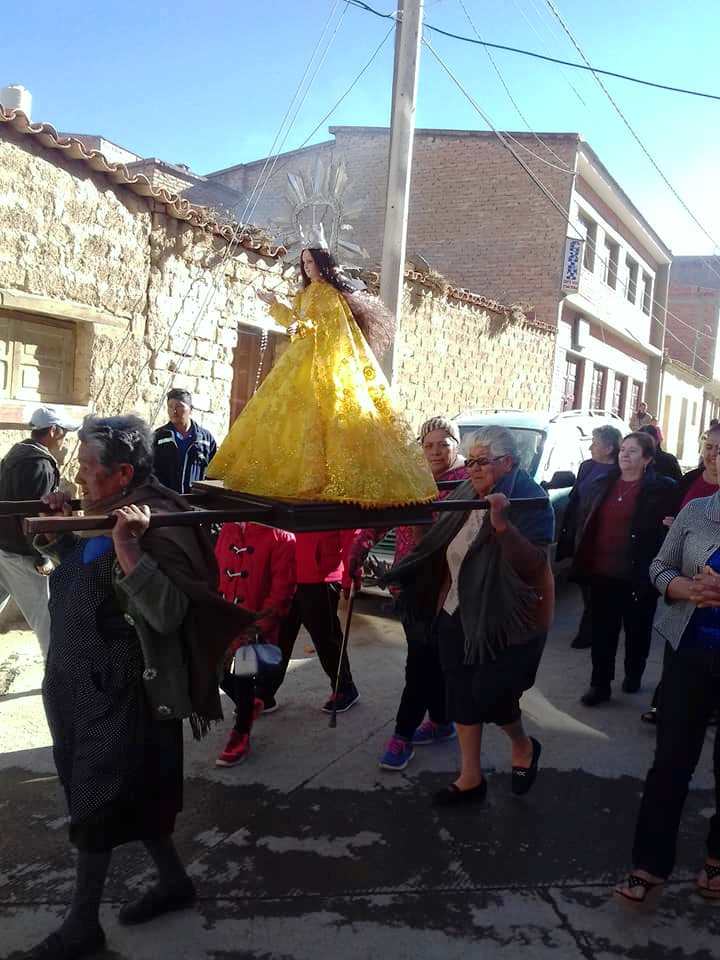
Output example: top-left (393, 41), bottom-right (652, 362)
top-left (550, 143), bottom-right (672, 424)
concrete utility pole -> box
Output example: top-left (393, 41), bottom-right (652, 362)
top-left (379, 0), bottom-right (424, 384)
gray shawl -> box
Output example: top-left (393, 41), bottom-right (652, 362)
top-left (383, 471), bottom-right (554, 665)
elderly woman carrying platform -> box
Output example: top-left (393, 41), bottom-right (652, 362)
top-left (385, 425), bottom-right (554, 807)
top-left (28, 415), bottom-right (253, 960)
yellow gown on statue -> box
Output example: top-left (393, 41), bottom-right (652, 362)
top-left (207, 280), bottom-right (436, 506)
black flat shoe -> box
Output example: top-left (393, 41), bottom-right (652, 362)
top-left (432, 779), bottom-right (487, 807)
top-left (24, 926), bottom-right (106, 960)
top-left (581, 687), bottom-right (611, 707)
top-left (118, 879), bottom-right (196, 926)
top-left (512, 737), bottom-right (542, 796)
top-left (570, 636), bottom-right (592, 650)
top-left (622, 677), bottom-right (641, 694)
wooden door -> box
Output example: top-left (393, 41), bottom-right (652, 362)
top-left (230, 327), bottom-right (281, 422)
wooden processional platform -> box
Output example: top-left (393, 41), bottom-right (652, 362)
top-left (15, 479), bottom-right (548, 537)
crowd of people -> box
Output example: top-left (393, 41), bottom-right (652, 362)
top-left (2, 252), bottom-right (720, 955)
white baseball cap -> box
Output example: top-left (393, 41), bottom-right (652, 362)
top-left (29, 406), bottom-right (80, 432)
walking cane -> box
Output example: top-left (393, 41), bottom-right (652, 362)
top-left (329, 584), bottom-right (356, 729)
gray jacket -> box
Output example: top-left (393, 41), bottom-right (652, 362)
top-left (649, 492), bottom-right (720, 650)
top-left (114, 552), bottom-right (194, 720)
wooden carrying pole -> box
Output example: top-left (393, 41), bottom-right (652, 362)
top-left (23, 497), bottom-right (550, 537)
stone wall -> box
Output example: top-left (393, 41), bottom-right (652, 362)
top-left (0, 127), bottom-right (150, 319)
top-left (0, 123), bottom-right (288, 465)
top-left (393, 279), bottom-right (556, 431)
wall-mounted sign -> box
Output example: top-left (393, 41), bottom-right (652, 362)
top-left (561, 237), bottom-right (584, 292)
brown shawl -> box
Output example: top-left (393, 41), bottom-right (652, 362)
top-left (84, 478), bottom-right (254, 732)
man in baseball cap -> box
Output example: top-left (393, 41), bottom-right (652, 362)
top-left (29, 405), bottom-right (80, 434)
top-left (0, 406), bottom-right (79, 656)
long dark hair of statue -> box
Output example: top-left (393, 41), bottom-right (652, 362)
top-left (300, 248), bottom-right (394, 359)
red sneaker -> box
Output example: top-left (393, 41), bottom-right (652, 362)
top-left (215, 731), bottom-right (250, 767)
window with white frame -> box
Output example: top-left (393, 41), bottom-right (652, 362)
top-left (612, 374), bottom-right (627, 418)
top-left (642, 271), bottom-right (653, 315)
top-left (590, 365), bottom-right (607, 409)
top-left (603, 237), bottom-right (619, 289)
top-left (0, 312), bottom-right (76, 403)
top-left (578, 211), bottom-right (597, 271)
top-left (625, 256), bottom-right (639, 304)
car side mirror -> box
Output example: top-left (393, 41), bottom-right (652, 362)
top-left (543, 470), bottom-right (577, 490)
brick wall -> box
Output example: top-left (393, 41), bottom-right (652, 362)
top-left (667, 281), bottom-right (720, 381)
top-left (210, 129), bottom-right (579, 328)
top-left (128, 160), bottom-right (196, 198)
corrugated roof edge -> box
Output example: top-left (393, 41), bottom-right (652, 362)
top-left (0, 107), bottom-right (285, 259)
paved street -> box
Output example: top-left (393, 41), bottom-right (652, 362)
top-left (1, 583), bottom-right (719, 959)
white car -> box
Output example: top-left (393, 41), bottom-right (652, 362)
top-left (455, 407), bottom-right (631, 557)
top-left (365, 408), bottom-right (630, 582)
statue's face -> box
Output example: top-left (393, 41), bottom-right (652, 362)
top-left (302, 249), bottom-right (322, 281)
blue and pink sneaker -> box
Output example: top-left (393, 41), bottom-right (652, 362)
top-left (379, 735), bottom-right (415, 771)
top-left (412, 720), bottom-right (456, 746)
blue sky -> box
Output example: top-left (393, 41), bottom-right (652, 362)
top-left (2, 0), bottom-right (718, 254)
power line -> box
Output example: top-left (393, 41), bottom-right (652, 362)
top-left (263, 24), bottom-right (395, 186)
top-left (421, 38), bottom-right (715, 375)
top-left (347, 0), bottom-right (720, 102)
top-left (510, 0), bottom-right (588, 108)
top-left (243, 1), bottom-right (349, 227)
top-left (236, 0), bottom-right (346, 229)
top-left (541, 0), bottom-right (720, 287)
top-left (109, 0), bottom-right (347, 427)
top-left (420, 37), bottom-right (714, 346)
top-left (148, 14), bottom-right (394, 424)
top-left (452, 1), bottom-right (714, 371)
top-left (457, 0), bottom-right (574, 173)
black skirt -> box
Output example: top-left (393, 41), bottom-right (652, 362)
top-left (70, 707), bottom-right (183, 852)
top-left (435, 609), bottom-right (545, 726)
top-left (43, 542), bottom-right (184, 853)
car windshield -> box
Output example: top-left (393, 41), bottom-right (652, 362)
top-left (458, 426), bottom-right (546, 477)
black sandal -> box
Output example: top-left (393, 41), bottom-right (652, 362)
top-left (697, 862), bottom-right (720, 900)
top-left (613, 873), bottom-right (664, 911)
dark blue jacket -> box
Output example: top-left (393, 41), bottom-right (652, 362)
top-left (152, 421), bottom-right (217, 495)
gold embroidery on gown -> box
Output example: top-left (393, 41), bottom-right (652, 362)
top-left (207, 280), bottom-right (436, 506)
